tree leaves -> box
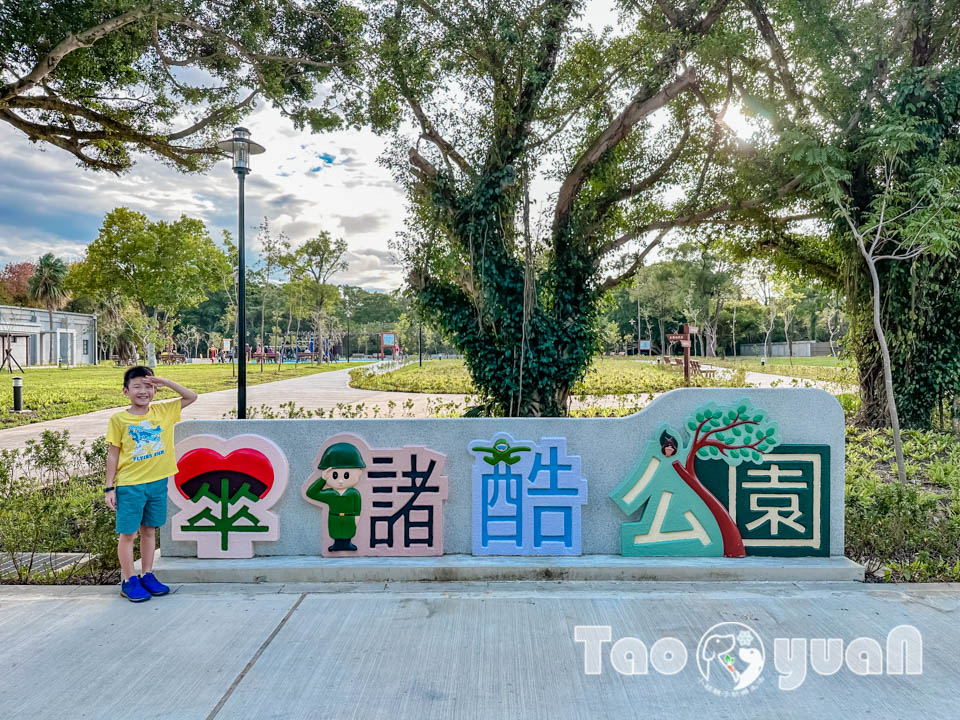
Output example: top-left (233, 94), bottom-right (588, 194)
top-left (686, 399), bottom-right (780, 468)
top-left (0, 1), bottom-right (365, 172)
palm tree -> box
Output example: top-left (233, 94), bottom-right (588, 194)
top-left (29, 254), bottom-right (68, 365)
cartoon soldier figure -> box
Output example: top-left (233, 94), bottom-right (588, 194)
top-left (305, 442), bottom-right (366, 551)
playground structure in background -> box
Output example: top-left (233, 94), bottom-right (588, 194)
top-left (166, 329), bottom-right (402, 364)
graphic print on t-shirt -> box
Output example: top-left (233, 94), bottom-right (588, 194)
top-left (127, 421), bottom-right (165, 461)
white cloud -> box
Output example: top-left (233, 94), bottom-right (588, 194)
top-left (0, 102), bottom-right (407, 290)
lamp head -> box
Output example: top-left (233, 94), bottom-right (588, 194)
top-left (217, 126), bottom-right (265, 175)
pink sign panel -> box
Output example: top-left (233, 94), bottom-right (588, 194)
top-left (301, 433), bottom-right (449, 557)
top-left (171, 434), bottom-right (289, 559)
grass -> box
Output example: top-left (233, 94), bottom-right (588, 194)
top-left (352, 359), bottom-right (477, 393)
top-left (845, 426), bottom-right (960, 581)
top-left (726, 355), bottom-right (846, 367)
top-left (350, 357), bottom-right (750, 396)
top-left (0, 361), bottom-right (371, 429)
top-left (706, 356), bottom-right (857, 386)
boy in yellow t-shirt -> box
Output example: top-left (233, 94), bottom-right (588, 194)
top-left (105, 366), bottom-right (197, 602)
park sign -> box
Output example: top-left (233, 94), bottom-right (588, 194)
top-left (162, 388), bottom-right (844, 562)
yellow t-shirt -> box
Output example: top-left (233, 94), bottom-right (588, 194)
top-left (106, 399), bottom-right (182, 486)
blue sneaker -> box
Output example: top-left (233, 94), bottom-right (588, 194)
top-left (120, 575), bottom-right (151, 602)
top-left (139, 572), bottom-right (170, 596)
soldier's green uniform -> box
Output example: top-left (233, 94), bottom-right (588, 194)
top-left (306, 442), bottom-right (366, 551)
top-left (306, 482), bottom-right (361, 538)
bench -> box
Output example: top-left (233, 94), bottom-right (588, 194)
top-left (160, 353), bottom-right (186, 365)
top-left (689, 360), bottom-right (718, 379)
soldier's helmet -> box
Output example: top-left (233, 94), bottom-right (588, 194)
top-left (319, 442), bottom-right (366, 470)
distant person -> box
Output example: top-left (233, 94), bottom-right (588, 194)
top-left (104, 366), bottom-right (198, 602)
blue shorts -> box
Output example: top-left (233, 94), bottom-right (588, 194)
top-left (116, 478), bottom-right (168, 534)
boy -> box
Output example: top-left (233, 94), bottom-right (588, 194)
top-left (105, 366), bottom-right (197, 602)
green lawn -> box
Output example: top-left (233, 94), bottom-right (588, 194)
top-left (725, 355), bottom-right (846, 367)
top-left (350, 357), bottom-right (749, 396)
top-left (706, 356), bottom-right (857, 386)
top-left (0, 361), bottom-right (370, 429)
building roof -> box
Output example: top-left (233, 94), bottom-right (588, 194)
top-left (0, 321), bottom-right (42, 335)
top-left (0, 304), bottom-right (96, 320)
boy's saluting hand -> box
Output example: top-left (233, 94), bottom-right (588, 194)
top-left (142, 376), bottom-right (171, 388)
top-left (142, 375), bottom-right (198, 408)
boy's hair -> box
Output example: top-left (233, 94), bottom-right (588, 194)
top-left (123, 365), bottom-right (154, 388)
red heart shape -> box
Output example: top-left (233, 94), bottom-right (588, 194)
top-left (175, 448), bottom-right (274, 500)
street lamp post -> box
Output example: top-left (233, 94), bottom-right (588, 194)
top-left (341, 286), bottom-right (351, 363)
top-left (217, 127), bottom-right (264, 419)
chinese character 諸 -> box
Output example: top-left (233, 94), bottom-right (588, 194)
top-left (302, 433), bottom-right (449, 557)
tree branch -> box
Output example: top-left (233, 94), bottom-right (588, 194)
top-left (742, 0), bottom-right (805, 110)
top-left (490, 0), bottom-right (576, 169)
top-left (402, 92), bottom-right (475, 177)
top-left (597, 229), bottom-right (668, 293)
top-left (597, 176), bottom-right (803, 257)
top-left (167, 89), bottom-right (259, 141)
top-left (1, 3), bottom-right (159, 103)
top-left (602, 127), bottom-right (691, 208)
top-left (553, 67), bottom-right (697, 235)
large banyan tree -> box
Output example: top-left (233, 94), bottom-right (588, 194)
top-left (368, 0), bottom-right (801, 416)
top-left (369, 0), bottom-right (960, 423)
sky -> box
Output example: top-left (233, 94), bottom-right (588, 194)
top-left (0, 1), bottom-right (679, 293)
top-left (0, 115), bottom-right (408, 291)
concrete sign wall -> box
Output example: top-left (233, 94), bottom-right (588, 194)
top-left (161, 388), bottom-right (845, 559)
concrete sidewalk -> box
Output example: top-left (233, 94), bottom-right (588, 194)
top-left (1, 581), bottom-right (955, 719)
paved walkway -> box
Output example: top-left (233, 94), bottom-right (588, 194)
top-left (0, 580), bottom-right (955, 719)
top-left (0, 362), bottom-right (849, 451)
top-left (0, 366), bottom-right (465, 449)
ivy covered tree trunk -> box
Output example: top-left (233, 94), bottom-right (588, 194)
top-left (850, 254), bottom-right (960, 430)
top-left (416, 171), bottom-right (601, 417)
top-left (379, 1), bottom-right (854, 416)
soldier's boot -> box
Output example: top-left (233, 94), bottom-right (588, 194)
top-left (329, 538), bottom-right (357, 551)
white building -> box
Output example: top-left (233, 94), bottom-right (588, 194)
top-left (737, 340), bottom-right (835, 357)
top-left (0, 304), bottom-right (97, 368)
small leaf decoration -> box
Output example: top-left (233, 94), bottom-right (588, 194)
top-left (709, 446), bottom-right (719, 456)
